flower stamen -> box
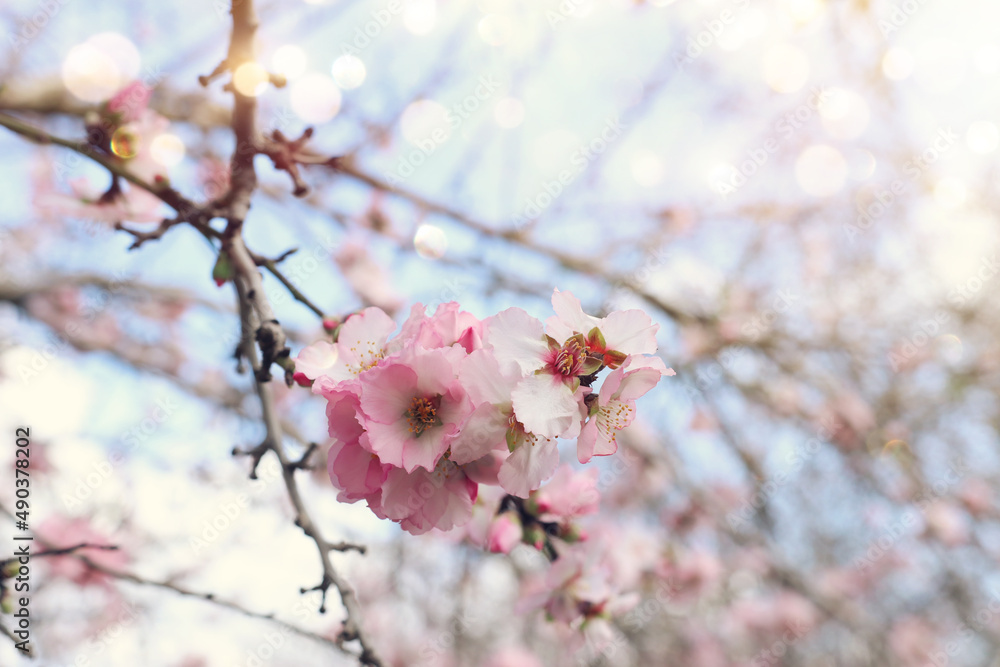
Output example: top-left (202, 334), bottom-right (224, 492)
top-left (404, 396), bottom-right (442, 437)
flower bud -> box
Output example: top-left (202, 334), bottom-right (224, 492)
top-left (523, 524), bottom-right (547, 551)
top-left (487, 512), bottom-right (523, 554)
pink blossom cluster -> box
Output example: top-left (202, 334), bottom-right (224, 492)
top-left (295, 289), bottom-right (672, 536)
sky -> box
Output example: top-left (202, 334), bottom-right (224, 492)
top-left (3, 0), bottom-right (1000, 664)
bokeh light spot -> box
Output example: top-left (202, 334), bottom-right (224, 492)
top-left (405, 0), bottom-right (436, 35)
top-left (494, 97), bottom-right (524, 129)
top-left (331, 55), bottom-right (367, 89)
top-left (478, 14), bottom-right (512, 45)
top-left (88, 32), bottom-right (140, 81)
top-left (271, 45), bottom-right (308, 81)
top-left (290, 73), bottom-right (342, 123)
top-left (762, 43), bottom-right (810, 93)
top-left (401, 100), bottom-right (451, 145)
top-left (150, 134), bottom-right (186, 168)
top-left (819, 88), bottom-right (870, 140)
top-left (795, 145), bottom-right (846, 197)
top-left (110, 127), bottom-right (139, 159)
top-left (63, 43), bottom-right (120, 103)
top-left (882, 48), bottom-right (913, 80)
top-left (631, 151), bottom-right (665, 187)
top-left (414, 224), bottom-right (447, 259)
top-left (934, 178), bottom-right (966, 208)
top-left (233, 62), bottom-right (269, 97)
top-left (787, 0), bottom-right (822, 23)
top-left (966, 121), bottom-right (999, 154)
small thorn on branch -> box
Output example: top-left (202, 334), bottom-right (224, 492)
top-left (254, 320), bottom-right (290, 383)
top-left (250, 247), bottom-right (299, 267)
top-left (262, 127), bottom-right (343, 198)
top-left (198, 59), bottom-right (230, 87)
top-left (232, 441), bottom-right (269, 479)
top-left (327, 541), bottom-right (366, 555)
top-left (287, 442), bottom-right (318, 471)
top-left (115, 217), bottom-right (181, 250)
top-left (300, 574), bottom-right (333, 614)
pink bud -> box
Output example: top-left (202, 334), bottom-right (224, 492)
top-left (292, 371), bottom-right (312, 387)
top-left (107, 81), bottom-right (153, 123)
top-left (487, 513), bottom-right (522, 554)
top-left (322, 317), bottom-right (339, 333)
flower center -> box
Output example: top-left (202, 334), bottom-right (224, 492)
top-left (553, 336), bottom-right (585, 376)
top-left (404, 396), bottom-right (441, 437)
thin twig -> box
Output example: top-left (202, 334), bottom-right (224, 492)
top-left (211, 1), bottom-right (383, 663)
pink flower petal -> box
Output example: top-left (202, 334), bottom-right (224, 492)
top-left (459, 348), bottom-right (519, 405)
top-left (450, 402), bottom-right (509, 464)
top-left (498, 437), bottom-right (560, 497)
top-left (358, 363), bottom-right (418, 423)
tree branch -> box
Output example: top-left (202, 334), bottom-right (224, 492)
top-left (208, 2), bottom-right (383, 664)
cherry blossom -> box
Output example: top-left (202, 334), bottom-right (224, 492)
top-left (578, 355), bottom-right (674, 463)
top-left (305, 306), bottom-right (397, 392)
top-left (380, 458), bottom-right (478, 534)
top-left (528, 464), bottom-right (600, 524)
top-left (546, 288), bottom-right (659, 364)
top-left (358, 347), bottom-right (470, 473)
top-left (297, 293), bottom-right (669, 544)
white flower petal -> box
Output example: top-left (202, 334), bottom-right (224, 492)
top-left (498, 437), bottom-right (560, 497)
top-left (484, 307), bottom-right (548, 375)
